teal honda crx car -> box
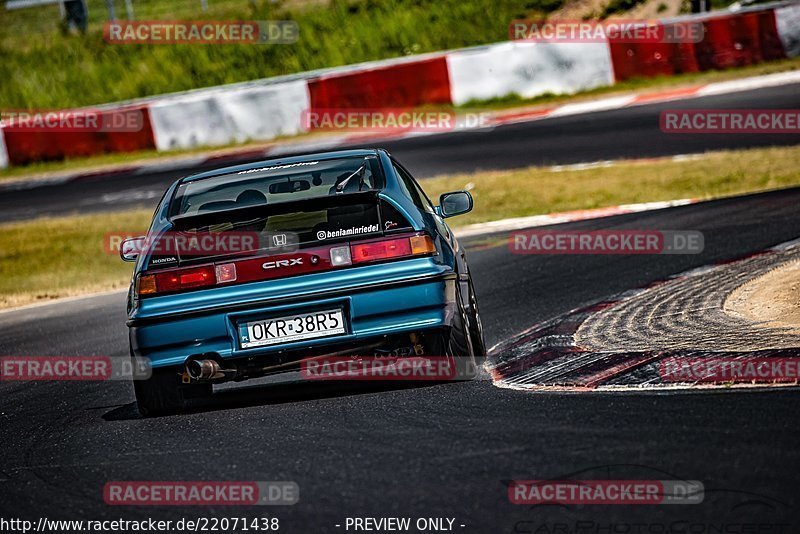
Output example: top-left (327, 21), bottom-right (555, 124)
top-left (121, 149), bottom-right (485, 415)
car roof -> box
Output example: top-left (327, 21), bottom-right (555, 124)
top-left (180, 148), bottom-right (384, 183)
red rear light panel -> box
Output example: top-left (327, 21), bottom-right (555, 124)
top-left (351, 238), bottom-right (412, 264)
top-left (148, 265), bottom-right (216, 294)
top-left (136, 233), bottom-right (435, 298)
top-left (232, 247), bottom-right (335, 284)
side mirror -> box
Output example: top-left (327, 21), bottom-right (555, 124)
top-left (120, 236), bottom-right (145, 262)
top-left (438, 191), bottom-right (473, 218)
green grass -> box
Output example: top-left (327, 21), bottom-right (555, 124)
top-left (1, 0), bottom-right (564, 109)
top-left (420, 146), bottom-right (800, 226)
top-left (2, 145), bottom-right (799, 310)
top-left (0, 209), bottom-right (151, 309)
top-left (600, 0), bottom-right (647, 18)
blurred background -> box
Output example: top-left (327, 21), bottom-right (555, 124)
top-left (1, 0), bottom-right (769, 109)
top-left (0, 0), bottom-right (798, 309)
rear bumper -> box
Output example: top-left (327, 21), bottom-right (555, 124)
top-left (128, 258), bottom-right (457, 369)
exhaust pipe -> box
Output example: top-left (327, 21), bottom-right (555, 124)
top-left (186, 359), bottom-right (223, 381)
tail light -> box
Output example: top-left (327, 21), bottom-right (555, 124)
top-left (137, 265), bottom-right (216, 297)
top-left (215, 263), bottom-right (237, 283)
top-left (409, 234), bottom-right (437, 256)
top-left (350, 234), bottom-right (435, 264)
top-left (351, 238), bottom-right (412, 263)
top-left (135, 234), bottom-right (435, 298)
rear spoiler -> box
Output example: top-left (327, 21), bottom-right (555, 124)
top-left (170, 190), bottom-right (380, 231)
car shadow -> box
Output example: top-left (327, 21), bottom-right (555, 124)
top-left (102, 378), bottom-right (451, 421)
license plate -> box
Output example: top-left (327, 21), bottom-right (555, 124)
top-left (239, 309), bottom-right (346, 348)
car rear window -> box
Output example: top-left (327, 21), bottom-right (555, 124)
top-left (170, 155), bottom-right (382, 218)
top-left (152, 155), bottom-right (412, 266)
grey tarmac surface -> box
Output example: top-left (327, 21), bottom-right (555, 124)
top-left (1, 187), bottom-right (799, 531)
top-left (1, 83), bottom-right (799, 223)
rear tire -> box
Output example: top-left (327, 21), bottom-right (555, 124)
top-left (444, 282), bottom-right (477, 379)
top-left (133, 365), bottom-right (211, 417)
top-left (466, 274), bottom-right (487, 359)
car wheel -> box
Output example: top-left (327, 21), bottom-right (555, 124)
top-left (444, 282), bottom-right (477, 379)
top-left (133, 365), bottom-right (211, 416)
top-left (466, 273), bottom-right (487, 359)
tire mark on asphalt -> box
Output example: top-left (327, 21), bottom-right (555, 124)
top-left (576, 241), bottom-right (800, 352)
top-left (488, 238), bottom-right (800, 390)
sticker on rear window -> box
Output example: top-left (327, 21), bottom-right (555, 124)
top-left (316, 224), bottom-right (380, 240)
top-left (237, 161), bottom-right (319, 175)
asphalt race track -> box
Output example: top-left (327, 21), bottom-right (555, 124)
top-left (1, 82), bottom-right (800, 222)
top-left (1, 186), bottom-right (800, 530)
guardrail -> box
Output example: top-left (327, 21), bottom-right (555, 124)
top-left (1, 2), bottom-right (798, 169)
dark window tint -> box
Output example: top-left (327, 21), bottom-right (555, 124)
top-left (168, 193), bottom-right (382, 265)
top-left (392, 162), bottom-right (434, 214)
top-left (379, 199), bottom-right (413, 233)
top-left (171, 155), bottom-right (382, 218)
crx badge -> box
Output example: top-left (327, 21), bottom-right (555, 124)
top-left (262, 258), bottom-right (303, 270)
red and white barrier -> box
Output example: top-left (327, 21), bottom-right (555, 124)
top-left (149, 80), bottom-right (310, 151)
top-left (308, 56), bottom-right (452, 109)
top-left (446, 42), bottom-right (614, 106)
top-left (2, 104), bottom-right (156, 167)
top-left (608, 8), bottom-right (789, 81)
top-left (775, 3), bottom-right (800, 57)
top-left (0, 2), bottom-right (797, 169)
top-left (0, 130), bottom-right (8, 170)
